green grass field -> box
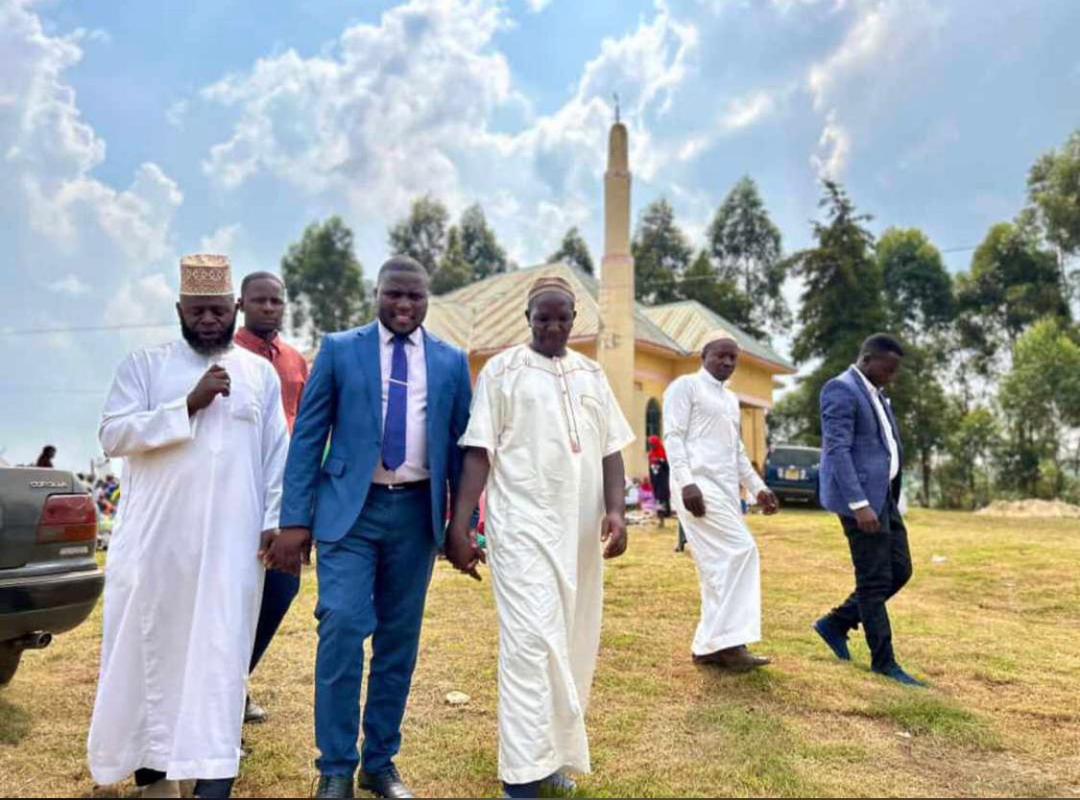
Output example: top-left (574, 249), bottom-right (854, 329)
top-left (1, 509), bottom-right (1078, 797)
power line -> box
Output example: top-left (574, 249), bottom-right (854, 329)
top-left (0, 322), bottom-right (175, 337)
top-left (0, 386), bottom-right (108, 396)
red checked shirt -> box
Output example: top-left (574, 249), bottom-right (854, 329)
top-left (235, 327), bottom-right (309, 433)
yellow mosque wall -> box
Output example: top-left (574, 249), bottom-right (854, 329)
top-left (466, 340), bottom-right (774, 481)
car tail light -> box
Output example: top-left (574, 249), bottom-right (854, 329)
top-left (36, 494), bottom-right (98, 543)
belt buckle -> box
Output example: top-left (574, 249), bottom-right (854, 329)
top-left (386, 482), bottom-right (404, 492)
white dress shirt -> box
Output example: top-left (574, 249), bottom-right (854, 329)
top-left (849, 365), bottom-right (899, 510)
top-left (372, 322), bottom-right (429, 484)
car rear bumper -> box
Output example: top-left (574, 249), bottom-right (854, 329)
top-left (0, 568), bottom-right (104, 641)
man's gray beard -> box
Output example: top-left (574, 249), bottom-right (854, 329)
top-left (180, 316), bottom-right (237, 356)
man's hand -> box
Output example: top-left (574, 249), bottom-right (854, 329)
top-left (445, 521), bottom-right (485, 581)
top-left (263, 526), bottom-right (312, 576)
top-left (258, 529), bottom-right (277, 562)
top-left (682, 484), bottom-right (707, 517)
top-left (757, 489), bottom-right (779, 515)
top-left (187, 365), bottom-right (231, 416)
top-left (853, 506), bottom-right (881, 533)
top-left (601, 511), bottom-right (628, 560)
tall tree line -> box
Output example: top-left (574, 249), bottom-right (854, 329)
top-left (772, 128), bottom-right (1079, 508)
top-left (277, 128), bottom-right (1080, 506)
top-left (629, 178), bottom-right (790, 341)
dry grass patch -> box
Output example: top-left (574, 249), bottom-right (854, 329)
top-left (0, 509), bottom-right (1078, 797)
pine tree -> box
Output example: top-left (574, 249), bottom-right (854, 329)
top-left (632, 199), bottom-right (691, 305)
top-left (388, 195), bottom-right (450, 276)
top-left (459, 204), bottom-right (508, 280)
top-left (785, 181), bottom-right (886, 442)
top-left (679, 251), bottom-right (754, 325)
top-left (549, 227), bottom-right (595, 275)
top-left (431, 226), bottom-right (473, 295)
top-left (706, 176), bottom-right (789, 336)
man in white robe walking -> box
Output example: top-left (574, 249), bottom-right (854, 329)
top-left (87, 254), bottom-right (289, 798)
top-left (445, 276), bottom-right (634, 798)
top-left (663, 332), bottom-right (779, 671)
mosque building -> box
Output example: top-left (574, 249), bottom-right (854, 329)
top-left (424, 118), bottom-right (795, 478)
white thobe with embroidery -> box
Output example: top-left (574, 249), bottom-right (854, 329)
top-left (459, 344), bottom-right (634, 784)
top-left (663, 368), bottom-right (767, 656)
top-left (88, 340), bottom-right (289, 784)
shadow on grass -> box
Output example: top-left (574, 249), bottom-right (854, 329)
top-left (684, 702), bottom-right (819, 796)
top-left (697, 664), bottom-right (789, 696)
top-left (0, 696), bottom-right (31, 746)
top-left (862, 693), bottom-right (1001, 749)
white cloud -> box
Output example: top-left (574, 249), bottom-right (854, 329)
top-left (199, 0), bottom-right (699, 264)
top-left (0, 1), bottom-right (185, 472)
top-left (201, 0), bottom-right (520, 212)
top-left (104, 273), bottom-right (176, 327)
top-left (199, 223), bottom-right (242, 254)
top-left (0, 2), bottom-right (182, 278)
top-left (805, 0), bottom-right (947, 181)
top-left (719, 90), bottom-right (776, 131)
top-left (46, 273), bottom-right (90, 296)
top-left (525, 0), bottom-right (552, 11)
top-left (811, 110), bottom-right (851, 179)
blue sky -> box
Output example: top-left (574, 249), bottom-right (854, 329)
top-left (2, 0), bottom-right (1079, 469)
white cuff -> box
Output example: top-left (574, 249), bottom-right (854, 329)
top-left (848, 499), bottom-right (870, 510)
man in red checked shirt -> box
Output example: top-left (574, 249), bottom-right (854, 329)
top-left (235, 271), bottom-right (309, 724)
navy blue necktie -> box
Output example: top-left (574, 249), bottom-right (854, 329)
top-left (381, 334), bottom-right (408, 471)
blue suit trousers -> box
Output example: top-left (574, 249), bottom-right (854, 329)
top-left (314, 483), bottom-right (436, 777)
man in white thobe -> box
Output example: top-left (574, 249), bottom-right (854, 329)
top-left (664, 332), bottom-right (778, 671)
top-left (87, 254), bottom-right (289, 799)
top-left (446, 276), bottom-right (634, 798)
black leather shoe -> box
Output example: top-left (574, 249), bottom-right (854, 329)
top-left (359, 765), bottom-right (414, 799)
top-left (316, 774), bottom-right (355, 798)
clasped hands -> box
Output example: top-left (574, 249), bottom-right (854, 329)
top-left (259, 527), bottom-right (312, 576)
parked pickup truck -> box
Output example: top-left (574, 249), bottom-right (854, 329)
top-left (0, 466), bottom-right (104, 684)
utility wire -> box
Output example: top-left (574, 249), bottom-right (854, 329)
top-left (0, 322), bottom-right (175, 336)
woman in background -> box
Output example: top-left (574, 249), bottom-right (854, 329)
top-left (648, 435), bottom-right (672, 530)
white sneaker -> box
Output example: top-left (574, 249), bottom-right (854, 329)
top-left (139, 778), bottom-right (181, 798)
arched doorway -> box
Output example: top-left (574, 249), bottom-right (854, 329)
top-left (645, 398), bottom-right (662, 447)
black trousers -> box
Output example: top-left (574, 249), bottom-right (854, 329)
top-left (825, 495), bottom-right (912, 673)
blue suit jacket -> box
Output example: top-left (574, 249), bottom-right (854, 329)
top-left (818, 366), bottom-right (904, 518)
top-left (279, 322), bottom-right (472, 546)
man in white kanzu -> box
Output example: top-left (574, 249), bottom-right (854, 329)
top-left (445, 276), bottom-right (634, 799)
top-left (87, 254), bottom-right (289, 799)
top-left (663, 332), bottom-right (779, 671)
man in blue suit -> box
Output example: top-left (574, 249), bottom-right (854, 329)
top-left (813, 334), bottom-right (925, 687)
top-left (265, 256), bottom-right (473, 798)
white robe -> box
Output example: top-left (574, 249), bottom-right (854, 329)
top-left (88, 340), bottom-right (289, 784)
top-left (663, 368), bottom-right (767, 656)
top-left (460, 345), bottom-right (634, 784)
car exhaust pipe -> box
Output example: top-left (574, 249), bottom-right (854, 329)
top-left (12, 631), bottom-right (52, 651)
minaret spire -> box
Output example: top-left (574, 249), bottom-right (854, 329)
top-left (597, 114), bottom-right (635, 446)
